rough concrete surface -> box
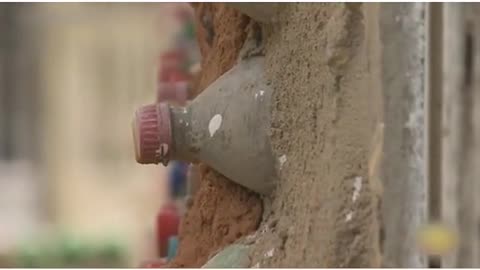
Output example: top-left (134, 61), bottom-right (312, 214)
top-left (248, 3), bottom-right (382, 267)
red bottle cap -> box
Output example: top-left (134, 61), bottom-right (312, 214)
top-left (133, 103), bottom-right (172, 165)
top-left (157, 81), bottom-right (189, 105)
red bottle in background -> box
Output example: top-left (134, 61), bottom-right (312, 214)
top-left (157, 49), bottom-right (188, 82)
top-left (158, 65), bottom-right (191, 85)
top-left (156, 201), bottom-right (180, 258)
top-left (156, 81), bottom-right (189, 106)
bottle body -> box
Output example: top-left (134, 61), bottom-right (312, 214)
top-left (170, 57), bottom-right (276, 194)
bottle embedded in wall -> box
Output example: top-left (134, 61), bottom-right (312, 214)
top-left (133, 57), bottom-right (277, 194)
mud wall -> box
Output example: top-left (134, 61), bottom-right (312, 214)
top-left (248, 3), bottom-right (382, 267)
top-left (168, 4), bottom-right (263, 267)
top-left (171, 3), bottom-right (384, 268)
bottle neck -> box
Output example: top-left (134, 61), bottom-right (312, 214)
top-left (169, 105), bottom-right (197, 162)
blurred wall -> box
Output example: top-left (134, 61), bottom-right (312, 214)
top-left (0, 3), bottom-right (183, 264)
top-left (0, 3), bottom-right (46, 254)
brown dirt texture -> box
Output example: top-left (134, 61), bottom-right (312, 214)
top-left (246, 3), bottom-right (383, 267)
top-left (167, 3), bottom-right (263, 268)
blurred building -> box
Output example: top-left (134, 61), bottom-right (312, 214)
top-left (0, 3), bottom-right (184, 265)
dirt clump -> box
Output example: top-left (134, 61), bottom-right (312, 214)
top-left (167, 3), bottom-right (263, 268)
top-left (169, 167), bottom-right (262, 267)
top-left (189, 3), bottom-right (250, 94)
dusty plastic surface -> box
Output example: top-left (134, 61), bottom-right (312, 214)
top-left (201, 244), bottom-right (251, 268)
top-left (169, 56), bottom-right (276, 194)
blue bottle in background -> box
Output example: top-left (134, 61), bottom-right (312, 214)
top-left (168, 161), bottom-right (188, 199)
top-left (166, 236), bottom-right (179, 261)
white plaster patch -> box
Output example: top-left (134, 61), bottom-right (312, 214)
top-left (279, 155), bottom-right (287, 167)
top-left (255, 93), bottom-right (259, 99)
top-left (183, 108), bottom-right (188, 113)
top-left (345, 212), bottom-right (353, 222)
top-left (259, 90), bottom-right (265, 96)
top-left (264, 248), bottom-right (275, 258)
top-left (208, 114), bottom-right (222, 137)
top-left (252, 262), bottom-right (260, 268)
top-left (352, 176), bottom-right (362, 202)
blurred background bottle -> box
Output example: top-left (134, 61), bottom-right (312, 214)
top-left (0, 2), bottom-right (194, 266)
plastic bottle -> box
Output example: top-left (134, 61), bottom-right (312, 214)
top-left (186, 164), bottom-right (200, 197)
top-left (166, 236), bottom-right (178, 261)
top-left (157, 49), bottom-right (189, 82)
top-left (155, 201), bottom-right (180, 258)
top-left (156, 81), bottom-right (189, 106)
top-left (168, 161), bottom-right (188, 199)
top-left (133, 57), bottom-right (276, 194)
